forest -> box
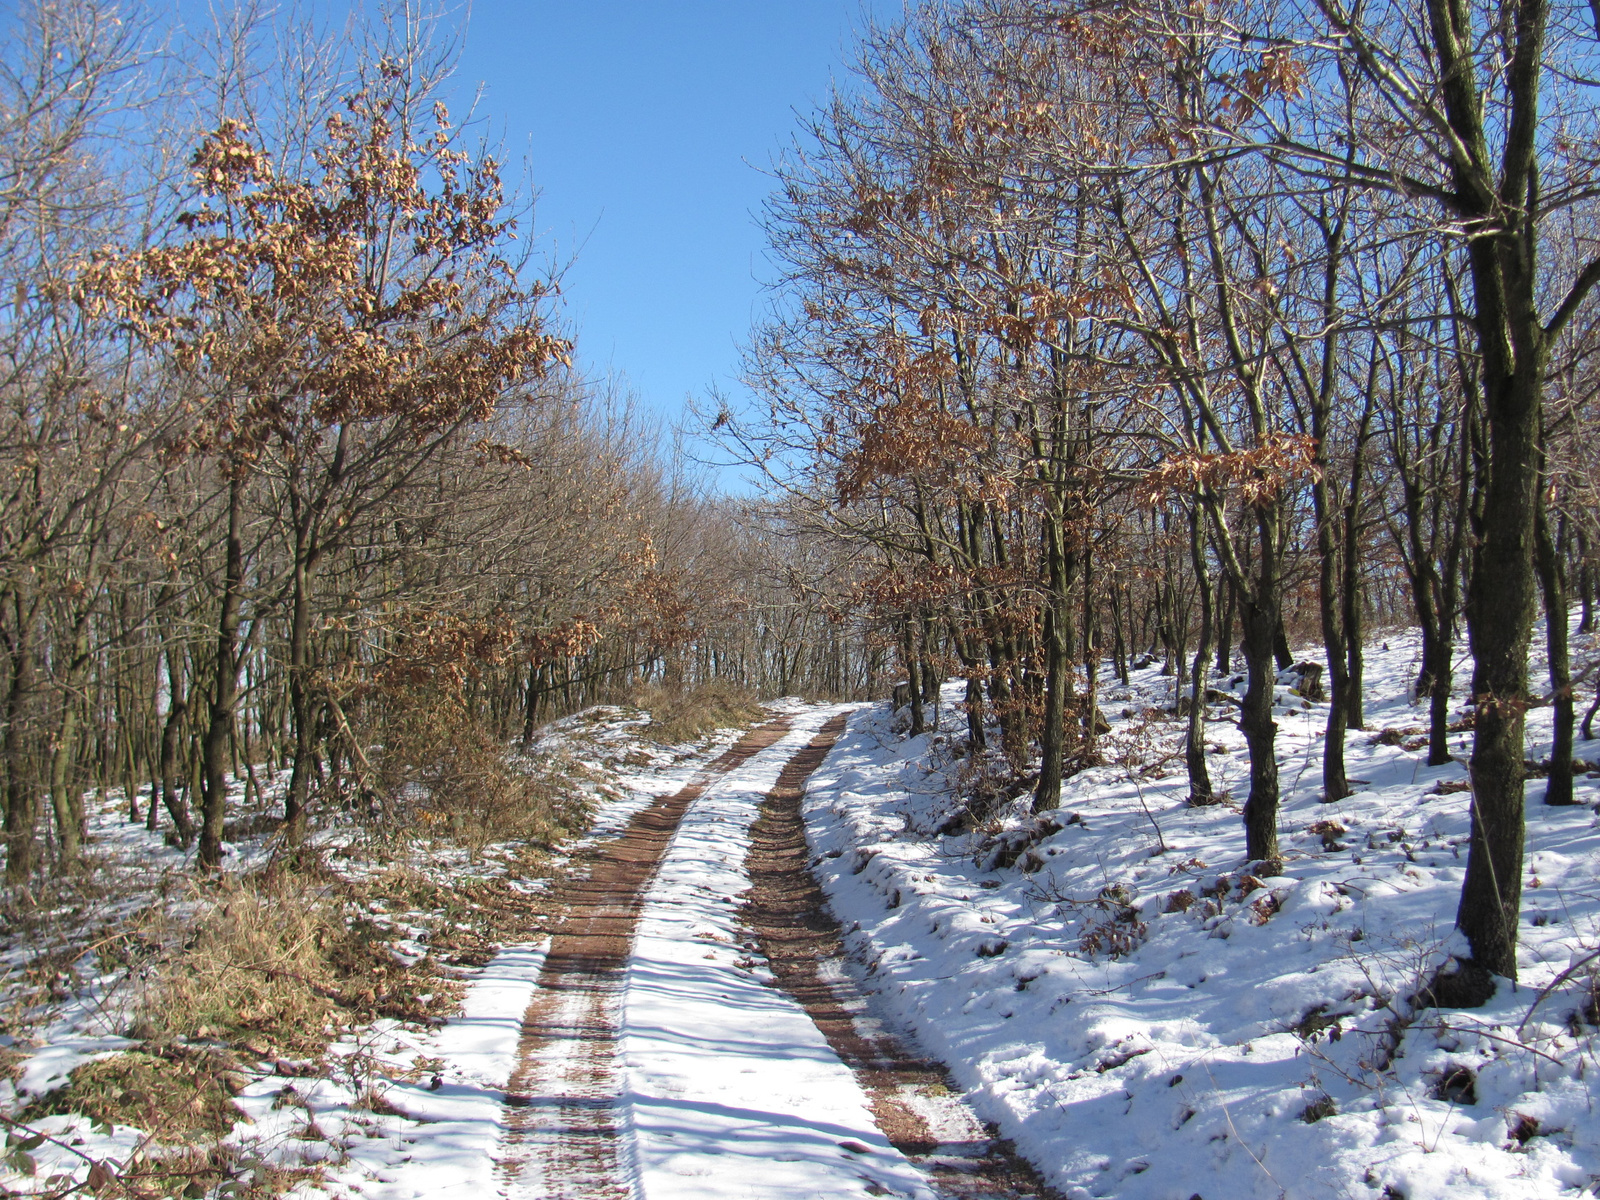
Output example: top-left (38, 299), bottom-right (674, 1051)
top-left (721, 0), bottom-right (1600, 993)
top-left (2, 0), bottom-right (1599, 1196)
top-left (0, 0), bottom-right (865, 883)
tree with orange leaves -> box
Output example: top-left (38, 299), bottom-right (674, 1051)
top-left (82, 35), bottom-right (565, 865)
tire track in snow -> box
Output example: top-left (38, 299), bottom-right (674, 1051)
top-left (493, 716), bottom-right (794, 1199)
top-left (743, 714), bottom-right (1059, 1199)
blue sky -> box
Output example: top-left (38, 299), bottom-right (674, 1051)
top-left (447, 2), bottom-right (900, 459)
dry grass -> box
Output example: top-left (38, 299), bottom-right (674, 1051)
top-left (627, 681), bottom-right (766, 745)
top-left (5, 855), bottom-right (554, 1184)
top-left (361, 694), bottom-right (593, 852)
top-left (129, 869), bottom-right (461, 1060)
top-left (341, 863), bottom-right (547, 970)
top-left (21, 1048), bottom-right (241, 1139)
top-left (132, 877), bottom-right (337, 1057)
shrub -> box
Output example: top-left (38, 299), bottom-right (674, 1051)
top-left (626, 681), bottom-right (766, 745)
top-left (1079, 884), bottom-right (1147, 959)
top-left (132, 870), bottom-right (459, 1059)
top-left (357, 691), bottom-right (593, 851)
top-left (1301, 1092), bottom-right (1337, 1123)
top-left (23, 1049), bottom-right (241, 1139)
top-left (132, 875), bottom-right (340, 1057)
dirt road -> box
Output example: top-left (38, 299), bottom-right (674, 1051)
top-left (494, 718), bottom-right (793, 1198)
top-left (494, 711), bottom-right (1052, 1198)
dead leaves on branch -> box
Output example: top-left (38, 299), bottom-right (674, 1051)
top-left (860, 562), bottom-right (969, 612)
top-left (1143, 432), bottom-right (1321, 508)
top-left (857, 562), bottom-right (1042, 646)
top-left (75, 91), bottom-right (568, 462)
top-left (372, 610), bottom-right (521, 694)
top-left (837, 391), bottom-right (998, 504)
top-left (1226, 47), bottom-right (1309, 120)
top-left (365, 578), bottom-right (697, 704)
top-left (523, 619), bottom-right (607, 670)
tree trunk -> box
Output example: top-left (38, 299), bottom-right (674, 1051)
top-left (1457, 359), bottom-right (1541, 982)
top-left (1238, 592), bottom-right (1281, 863)
top-left (1237, 506), bottom-right (1283, 864)
top-left (147, 751), bottom-right (161, 832)
top-left (1577, 528), bottom-right (1593, 633)
top-left (1033, 516), bottom-right (1076, 813)
top-left (284, 553), bottom-right (317, 836)
top-left (901, 623), bottom-right (925, 737)
top-left (1417, 0), bottom-right (1551, 986)
top-left (159, 689), bottom-right (193, 844)
top-left (1216, 573), bottom-right (1235, 676)
top-left (1110, 589), bottom-right (1129, 684)
top-left (48, 617), bottom-right (92, 872)
top-left (3, 590), bottom-right (40, 886)
top-left (521, 659), bottom-right (544, 747)
top-left (1342, 409), bottom-right (1372, 731)
top-left (1534, 501), bottom-right (1574, 805)
top-left (1082, 541), bottom-right (1102, 760)
top-left (963, 674), bottom-right (987, 752)
top-left (1272, 615), bottom-right (1293, 672)
top-left (1312, 433), bottom-right (1351, 802)
top-left (199, 472), bottom-right (245, 871)
top-left (920, 616), bottom-right (940, 704)
top-left (1418, 597), bottom-right (1457, 769)
top-left (1185, 504), bottom-right (1214, 805)
top-left (122, 723), bottom-right (140, 825)
top-left (1314, 514), bottom-right (1351, 801)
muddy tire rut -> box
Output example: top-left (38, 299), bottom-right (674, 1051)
top-left (495, 710), bottom-right (1052, 1199)
top-left (742, 714), bottom-right (1059, 1200)
top-left (494, 717), bottom-right (793, 1198)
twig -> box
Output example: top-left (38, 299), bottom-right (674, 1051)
top-left (1201, 1062), bottom-right (1287, 1198)
top-left (1129, 774), bottom-right (1169, 854)
top-left (1516, 947), bottom-right (1600, 1038)
top-left (1436, 1019), bottom-right (1571, 1068)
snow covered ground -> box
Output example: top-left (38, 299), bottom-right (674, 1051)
top-left (802, 619), bottom-right (1600, 1200)
top-left (0, 706), bottom-right (765, 1198)
top-left (216, 711), bottom-right (788, 1200)
top-left (379, 701), bottom-right (951, 1200)
top-left (6, 620), bottom-right (1597, 1200)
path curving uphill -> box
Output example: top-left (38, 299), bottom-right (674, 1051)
top-left (493, 706), bottom-right (1051, 1199)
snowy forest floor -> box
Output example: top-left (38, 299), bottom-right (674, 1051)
top-left (805, 615), bottom-right (1600, 1200)
top-left (1, 618), bottom-right (1598, 1200)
